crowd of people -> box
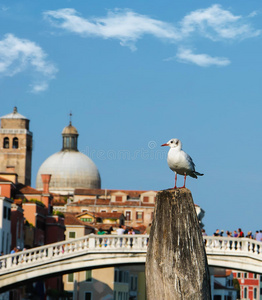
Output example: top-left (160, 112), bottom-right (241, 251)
top-left (209, 228), bottom-right (262, 241)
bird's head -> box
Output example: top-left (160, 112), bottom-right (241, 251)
top-left (161, 138), bottom-right (182, 149)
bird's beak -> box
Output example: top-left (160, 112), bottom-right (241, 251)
top-left (161, 143), bottom-right (168, 147)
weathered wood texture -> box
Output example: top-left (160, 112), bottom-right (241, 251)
top-left (146, 188), bottom-right (211, 300)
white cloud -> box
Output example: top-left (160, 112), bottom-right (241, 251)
top-left (248, 11), bottom-right (258, 18)
top-left (0, 34), bottom-right (58, 93)
top-left (180, 4), bottom-right (261, 41)
top-left (176, 48), bottom-right (231, 67)
top-left (43, 6), bottom-right (260, 66)
top-left (43, 8), bottom-right (181, 50)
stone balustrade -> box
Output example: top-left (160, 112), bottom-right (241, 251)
top-left (0, 234), bottom-right (149, 275)
top-left (0, 235), bottom-right (262, 278)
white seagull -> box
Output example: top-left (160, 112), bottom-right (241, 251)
top-left (161, 138), bottom-right (203, 189)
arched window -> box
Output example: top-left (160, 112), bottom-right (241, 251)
top-left (12, 137), bottom-right (19, 149)
top-left (244, 287), bottom-right (247, 298)
top-left (254, 287), bottom-right (257, 299)
top-left (3, 137), bottom-right (9, 148)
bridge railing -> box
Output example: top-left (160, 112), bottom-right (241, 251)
top-left (203, 236), bottom-right (262, 258)
top-left (1, 235), bottom-right (262, 276)
top-left (0, 234), bottom-right (149, 275)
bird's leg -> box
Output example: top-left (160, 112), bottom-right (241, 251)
top-left (174, 172), bottom-right (178, 189)
top-left (181, 173), bottom-right (186, 188)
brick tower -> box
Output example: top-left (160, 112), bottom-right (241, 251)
top-left (0, 107), bottom-right (32, 185)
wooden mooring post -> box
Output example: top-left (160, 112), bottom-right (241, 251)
top-left (146, 188), bottom-right (211, 300)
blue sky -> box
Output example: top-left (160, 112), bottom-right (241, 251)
top-left (0, 0), bottom-right (261, 235)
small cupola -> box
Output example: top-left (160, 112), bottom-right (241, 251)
top-left (62, 120), bottom-right (79, 151)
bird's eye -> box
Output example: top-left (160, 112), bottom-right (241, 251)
top-left (170, 141), bottom-right (173, 143)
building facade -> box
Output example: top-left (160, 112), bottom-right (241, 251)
top-left (0, 196), bottom-right (12, 254)
top-left (233, 271), bottom-right (262, 300)
top-left (0, 107), bottom-right (32, 186)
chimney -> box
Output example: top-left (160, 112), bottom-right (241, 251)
top-left (41, 174), bottom-right (51, 194)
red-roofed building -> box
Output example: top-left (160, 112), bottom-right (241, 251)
top-left (60, 188), bottom-right (205, 230)
top-left (64, 212), bottom-right (94, 240)
top-left (210, 268), bottom-right (238, 300)
top-left (0, 171), bottom-right (65, 248)
top-left (232, 271), bottom-right (261, 300)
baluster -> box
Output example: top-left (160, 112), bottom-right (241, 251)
top-left (83, 238), bottom-right (88, 249)
top-left (107, 237), bottom-right (112, 249)
top-left (126, 236), bottom-right (131, 249)
top-left (136, 236), bottom-right (142, 250)
top-left (89, 235), bottom-right (95, 249)
top-left (242, 240), bottom-right (248, 253)
top-left (79, 240), bottom-right (83, 250)
top-left (47, 246), bottom-right (53, 259)
top-left (6, 256), bottom-right (12, 268)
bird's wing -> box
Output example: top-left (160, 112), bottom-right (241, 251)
top-left (184, 152), bottom-right (196, 171)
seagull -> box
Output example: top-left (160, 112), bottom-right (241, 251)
top-left (161, 138), bottom-right (203, 189)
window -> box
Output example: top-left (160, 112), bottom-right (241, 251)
top-left (116, 196), bottom-right (122, 202)
top-left (68, 273), bottom-right (74, 282)
top-left (244, 273), bottom-right (247, 278)
top-left (12, 137), bottom-right (19, 149)
top-left (69, 232), bottom-right (76, 239)
top-left (3, 137), bottom-right (9, 149)
top-left (80, 218), bottom-right (92, 222)
top-left (136, 211), bottom-right (144, 221)
top-left (100, 210), bottom-right (106, 212)
top-left (85, 293), bottom-right (92, 300)
top-left (119, 270), bottom-right (123, 282)
top-left (124, 271), bottom-right (129, 283)
top-left (237, 272), bottom-right (241, 278)
top-left (114, 269), bottom-right (119, 282)
top-left (3, 207), bottom-right (7, 219)
top-left (244, 287), bottom-right (247, 298)
top-left (2, 232), bottom-right (4, 254)
top-left (126, 211), bottom-right (131, 221)
top-left (8, 208), bottom-right (11, 220)
top-left (134, 276), bottom-right (137, 290)
top-left (143, 196), bottom-right (149, 203)
top-left (254, 273), bottom-right (257, 278)
top-left (86, 270), bottom-right (92, 282)
top-left (131, 275), bottom-right (135, 290)
top-left (254, 287), bottom-right (257, 299)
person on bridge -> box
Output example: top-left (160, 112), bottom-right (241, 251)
top-left (256, 230), bottom-right (262, 241)
top-left (237, 228), bottom-right (244, 238)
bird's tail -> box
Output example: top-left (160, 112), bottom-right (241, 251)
top-left (195, 171), bottom-right (204, 176)
top-left (190, 171), bottom-right (204, 179)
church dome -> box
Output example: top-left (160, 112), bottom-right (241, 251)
top-left (62, 123), bottom-right (78, 135)
top-left (36, 121), bottom-right (101, 194)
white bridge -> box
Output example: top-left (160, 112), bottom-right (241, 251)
top-left (0, 235), bottom-right (262, 291)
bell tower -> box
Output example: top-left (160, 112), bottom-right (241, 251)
top-left (0, 107), bottom-right (32, 185)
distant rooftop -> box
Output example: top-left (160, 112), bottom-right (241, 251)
top-left (0, 107), bottom-right (28, 120)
